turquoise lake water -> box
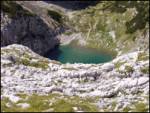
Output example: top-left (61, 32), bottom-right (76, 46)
top-left (45, 44), bottom-right (113, 64)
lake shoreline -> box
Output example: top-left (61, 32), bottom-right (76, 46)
top-left (44, 42), bottom-right (114, 64)
top-left (57, 33), bottom-right (117, 60)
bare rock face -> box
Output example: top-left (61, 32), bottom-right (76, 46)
top-left (1, 1), bottom-right (64, 55)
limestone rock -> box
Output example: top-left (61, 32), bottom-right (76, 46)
top-left (1, 1), bottom-right (65, 55)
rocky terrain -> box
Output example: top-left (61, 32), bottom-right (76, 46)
top-left (1, 44), bottom-right (149, 112)
top-left (1, 1), bottom-right (67, 55)
top-left (1, 1), bottom-right (149, 112)
top-left (67, 1), bottom-right (149, 54)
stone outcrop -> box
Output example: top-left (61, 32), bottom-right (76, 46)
top-left (1, 1), bottom-right (65, 55)
top-left (1, 44), bottom-right (149, 111)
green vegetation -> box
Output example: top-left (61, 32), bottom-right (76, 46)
top-left (47, 10), bottom-right (62, 23)
top-left (16, 94), bottom-right (27, 99)
top-left (133, 102), bottom-right (148, 112)
top-left (16, 56), bottom-right (48, 69)
top-left (68, 1), bottom-right (149, 52)
top-left (79, 78), bottom-right (89, 83)
top-left (111, 101), bottom-right (117, 110)
top-left (23, 53), bottom-right (32, 60)
top-left (20, 58), bottom-right (30, 66)
top-left (51, 96), bottom-right (99, 112)
top-left (64, 31), bottom-right (73, 36)
top-left (23, 94), bottom-right (51, 112)
top-left (101, 1), bottom-right (149, 33)
top-left (125, 65), bottom-right (134, 73)
top-left (1, 48), bottom-right (20, 55)
top-left (1, 97), bottom-right (11, 112)
top-left (141, 66), bottom-right (149, 74)
top-left (51, 99), bottom-right (74, 112)
top-left (115, 63), bottom-right (134, 77)
top-left (1, 93), bottom-right (99, 112)
top-left (1, 1), bottom-right (35, 18)
top-left (123, 106), bottom-right (131, 112)
top-left (115, 61), bottom-right (126, 69)
top-left (2, 48), bottom-right (49, 69)
top-left (137, 52), bottom-right (149, 61)
top-left (16, 58), bottom-right (49, 70)
top-left (62, 67), bottom-right (78, 71)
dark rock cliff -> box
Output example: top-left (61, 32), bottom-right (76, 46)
top-left (1, 1), bottom-right (65, 55)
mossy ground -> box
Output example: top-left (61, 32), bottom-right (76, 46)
top-left (1, 93), bottom-right (149, 112)
top-left (141, 66), bottom-right (149, 74)
top-left (16, 56), bottom-right (49, 70)
top-left (114, 61), bottom-right (126, 69)
top-left (125, 65), bottom-right (134, 73)
top-left (137, 52), bottom-right (149, 61)
top-left (1, 93), bottom-right (99, 112)
top-left (132, 101), bottom-right (149, 112)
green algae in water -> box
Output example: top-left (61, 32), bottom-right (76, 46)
top-left (45, 44), bottom-right (113, 64)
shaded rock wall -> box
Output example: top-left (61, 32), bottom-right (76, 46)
top-left (1, 1), bottom-right (65, 55)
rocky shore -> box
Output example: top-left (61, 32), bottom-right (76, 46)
top-left (1, 44), bottom-right (149, 112)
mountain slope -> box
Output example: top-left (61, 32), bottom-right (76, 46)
top-left (1, 44), bottom-right (149, 112)
top-left (1, 1), bottom-right (67, 55)
top-left (67, 1), bottom-right (149, 55)
top-left (1, 1), bottom-right (149, 112)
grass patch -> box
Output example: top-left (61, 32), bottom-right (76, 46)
top-left (23, 53), bottom-right (32, 60)
top-left (123, 106), bottom-right (131, 112)
top-left (29, 60), bottom-right (49, 70)
top-left (137, 52), bottom-right (149, 61)
top-left (47, 10), bottom-right (62, 24)
top-left (114, 61), bottom-right (126, 69)
top-left (51, 99), bottom-right (74, 112)
top-left (125, 65), bottom-right (134, 73)
top-left (16, 94), bottom-right (27, 99)
top-left (141, 66), bottom-right (149, 74)
top-left (24, 94), bottom-right (50, 112)
top-left (1, 97), bottom-right (10, 112)
top-left (63, 31), bottom-right (73, 36)
top-left (111, 101), bottom-right (117, 110)
top-left (133, 102), bottom-right (148, 112)
top-left (1, 93), bottom-right (99, 112)
top-left (17, 58), bottom-right (49, 70)
top-left (79, 78), bottom-right (89, 83)
top-left (20, 58), bottom-right (30, 66)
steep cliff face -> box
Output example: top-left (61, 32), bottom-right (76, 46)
top-left (1, 1), bottom-right (65, 55)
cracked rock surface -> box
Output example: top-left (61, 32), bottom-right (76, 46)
top-left (1, 44), bottom-right (149, 112)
